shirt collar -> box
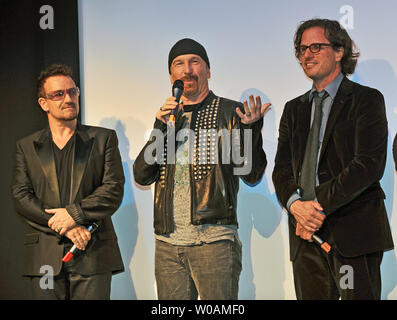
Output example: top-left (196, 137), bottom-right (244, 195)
top-left (309, 72), bottom-right (344, 101)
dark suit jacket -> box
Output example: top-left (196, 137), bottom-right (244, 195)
top-left (272, 77), bottom-right (394, 260)
top-left (12, 123), bottom-right (125, 276)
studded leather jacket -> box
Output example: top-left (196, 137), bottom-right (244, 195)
top-left (133, 91), bottom-right (267, 235)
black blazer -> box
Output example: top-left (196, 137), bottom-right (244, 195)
top-left (273, 77), bottom-right (394, 260)
top-left (12, 124), bottom-right (125, 276)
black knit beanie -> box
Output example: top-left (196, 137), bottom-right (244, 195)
top-left (168, 38), bottom-right (210, 74)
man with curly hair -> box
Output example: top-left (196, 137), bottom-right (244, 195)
top-left (273, 19), bottom-right (393, 299)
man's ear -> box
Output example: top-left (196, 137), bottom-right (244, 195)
top-left (38, 97), bottom-right (48, 113)
top-left (335, 47), bottom-right (344, 62)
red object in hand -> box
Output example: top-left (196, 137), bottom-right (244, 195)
top-left (62, 251), bottom-right (74, 262)
top-left (62, 223), bottom-right (99, 262)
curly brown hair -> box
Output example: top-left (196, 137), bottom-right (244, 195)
top-left (294, 19), bottom-right (360, 75)
top-left (36, 64), bottom-right (74, 98)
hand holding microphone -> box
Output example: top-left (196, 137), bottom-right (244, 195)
top-left (156, 80), bottom-right (184, 124)
top-left (292, 219), bottom-right (331, 253)
top-left (62, 223), bottom-right (99, 262)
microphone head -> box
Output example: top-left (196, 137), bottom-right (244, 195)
top-left (172, 80), bottom-right (184, 102)
top-left (172, 79), bottom-right (184, 91)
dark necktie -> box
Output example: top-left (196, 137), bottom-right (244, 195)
top-left (300, 91), bottom-right (328, 201)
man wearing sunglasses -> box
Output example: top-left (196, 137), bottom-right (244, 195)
top-left (12, 64), bottom-right (124, 299)
top-left (273, 19), bottom-right (393, 299)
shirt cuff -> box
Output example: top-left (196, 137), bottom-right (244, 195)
top-left (287, 192), bottom-right (301, 211)
top-left (66, 203), bottom-right (86, 225)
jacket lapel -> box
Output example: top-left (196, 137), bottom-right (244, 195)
top-left (33, 128), bottom-right (61, 206)
top-left (318, 77), bottom-right (353, 163)
top-left (70, 124), bottom-right (94, 203)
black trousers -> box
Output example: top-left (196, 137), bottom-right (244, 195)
top-left (28, 245), bottom-right (112, 300)
top-left (29, 270), bottom-right (112, 300)
top-left (292, 237), bottom-right (383, 300)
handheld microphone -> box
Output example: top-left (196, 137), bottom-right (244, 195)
top-left (312, 234), bottom-right (331, 253)
top-left (169, 80), bottom-right (184, 123)
top-left (62, 222), bottom-right (99, 262)
top-left (291, 219), bottom-right (331, 254)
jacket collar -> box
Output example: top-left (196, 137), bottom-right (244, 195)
top-left (33, 122), bottom-right (94, 205)
top-left (182, 91), bottom-right (216, 112)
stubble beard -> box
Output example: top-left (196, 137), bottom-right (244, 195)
top-left (55, 102), bottom-right (79, 122)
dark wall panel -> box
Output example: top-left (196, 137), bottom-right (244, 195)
top-left (0, 0), bottom-right (80, 299)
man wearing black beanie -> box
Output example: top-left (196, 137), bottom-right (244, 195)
top-left (134, 38), bottom-right (270, 299)
top-left (168, 38), bottom-right (210, 74)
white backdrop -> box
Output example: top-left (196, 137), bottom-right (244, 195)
top-left (78, 0), bottom-right (397, 299)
